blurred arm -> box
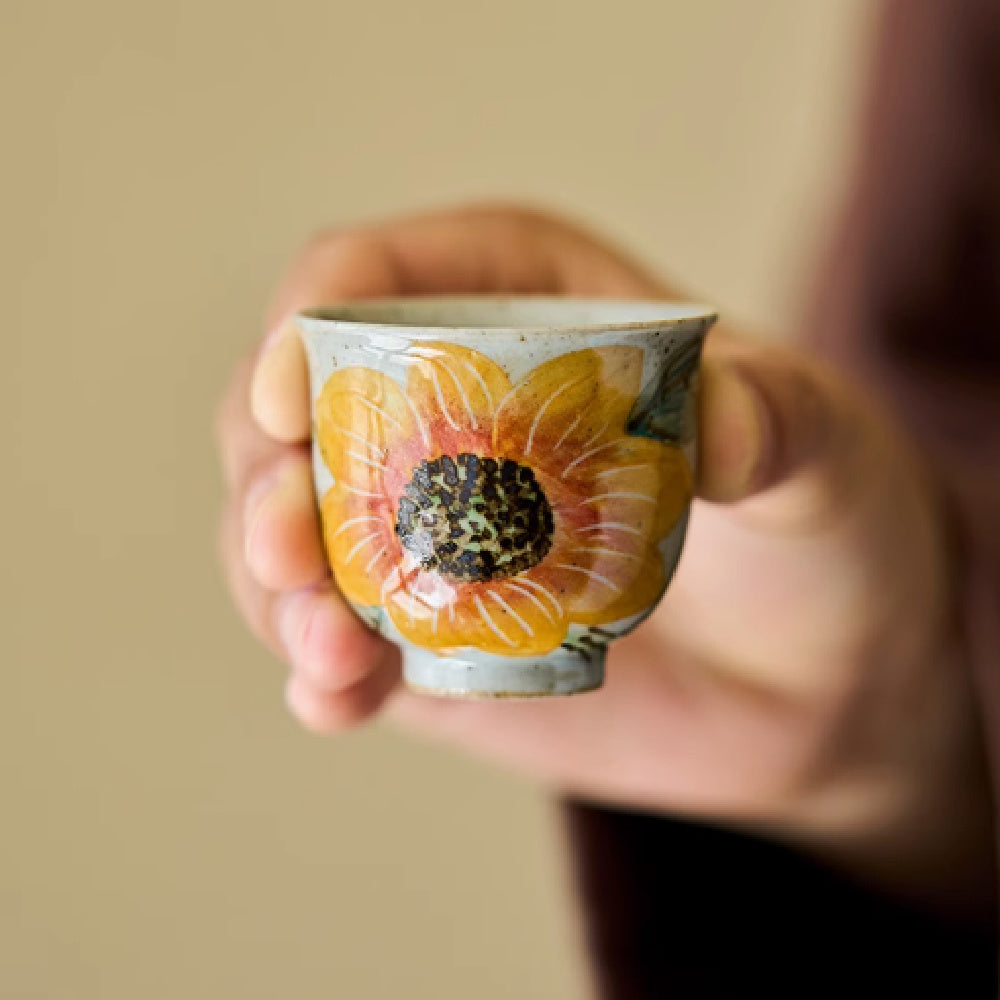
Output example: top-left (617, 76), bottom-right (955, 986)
top-left (567, 1), bottom-right (1000, 995)
top-left (807, 0), bottom-right (1000, 809)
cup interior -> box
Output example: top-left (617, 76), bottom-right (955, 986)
top-left (299, 296), bottom-right (715, 334)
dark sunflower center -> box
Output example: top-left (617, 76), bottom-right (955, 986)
top-left (395, 453), bottom-right (554, 584)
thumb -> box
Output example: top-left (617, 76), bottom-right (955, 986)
top-left (698, 342), bottom-right (887, 524)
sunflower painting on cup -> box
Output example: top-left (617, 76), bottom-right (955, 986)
top-left (314, 342), bottom-right (692, 657)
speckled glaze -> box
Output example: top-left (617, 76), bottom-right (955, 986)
top-left (297, 297), bottom-right (716, 698)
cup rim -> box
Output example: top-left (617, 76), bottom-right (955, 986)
top-left (297, 295), bottom-right (717, 337)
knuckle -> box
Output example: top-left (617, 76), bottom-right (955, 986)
top-left (464, 202), bottom-right (600, 271)
top-left (236, 444), bottom-right (310, 506)
top-left (302, 227), bottom-right (382, 267)
top-left (291, 228), bottom-right (396, 299)
top-left (220, 530), bottom-right (280, 651)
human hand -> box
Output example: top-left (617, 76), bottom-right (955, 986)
top-left (216, 204), bottom-right (991, 913)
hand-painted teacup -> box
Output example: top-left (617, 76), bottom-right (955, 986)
top-left (297, 297), bottom-right (716, 698)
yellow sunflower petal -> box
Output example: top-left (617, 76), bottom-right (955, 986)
top-left (315, 365), bottom-right (427, 494)
top-left (456, 581), bottom-right (569, 655)
top-left (406, 341), bottom-right (512, 452)
top-left (386, 575), bottom-right (568, 656)
top-left (568, 438), bottom-right (693, 542)
top-left (532, 546), bottom-right (666, 626)
top-left (320, 485), bottom-right (398, 606)
top-left (494, 346), bottom-right (644, 466)
top-left (651, 446), bottom-right (693, 538)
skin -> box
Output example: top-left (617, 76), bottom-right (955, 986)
top-left (215, 204), bottom-right (994, 917)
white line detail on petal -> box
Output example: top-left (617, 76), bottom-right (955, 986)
top-left (364, 545), bottom-right (388, 574)
top-left (401, 390), bottom-right (431, 450)
top-left (427, 364), bottom-right (460, 431)
top-left (577, 522), bottom-right (644, 536)
top-left (462, 359), bottom-right (494, 415)
top-left (335, 425), bottom-right (384, 455)
top-left (580, 421), bottom-right (608, 452)
top-left (493, 384), bottom-right (518, 423)
top-left (552, 412), bottom-right (582, 452)
top-left (346, 450), bottom-right (388, 472)
top-left (525, 378), bottom-right (580, 456)
top-left (343, 532), bottom-right (378, 566)
top-left (330, 515), bottom-right (382, 540)
top-left (569, 546), bottom-right (640, 561)
top-left (580, 492), bottom-right (657, 505)
top-left (440, 361), bottom-right (477, 429)
top-left (504, 582), bottom-right (558, 625)
top-left (343, 484), bottom-right (383, 499)
top-left (561, 439), bottom-right (620, 479)
top-left (489, 591), bottom-right (534, 637)
top-left (554, 563), bottom-right (622, 593)
top-left (473, 594), bottom-right (516, 645)
top-left (356, 396), bottom-right (404, 431)
top-left (514, 577), bottom-right (562, 616)
top-left (595, 464), bottom-right (654, 479)
top-left (381, 568), bottom-right (401, 605)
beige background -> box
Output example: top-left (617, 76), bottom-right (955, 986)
top-left (3, 2), bottom-right (874, 997)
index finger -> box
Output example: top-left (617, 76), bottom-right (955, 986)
top-left (266, 203), bottom-right (665, 331)
top-left (251, 204), bottom-right (668, 443)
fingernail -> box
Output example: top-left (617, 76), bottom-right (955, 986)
top-left (250, 322), bottom-right (311, 442)
top-left (251, 324), bottom-right (293, 393)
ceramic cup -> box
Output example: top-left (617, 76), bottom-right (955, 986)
top-left (297, 297), bottom-right (716, 699)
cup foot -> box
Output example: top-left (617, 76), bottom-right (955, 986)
top-left (403, 646), bottom-right (605, 700)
